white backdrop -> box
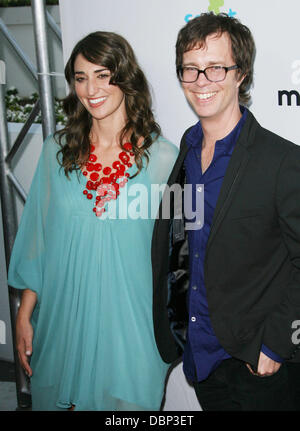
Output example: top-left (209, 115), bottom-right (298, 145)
top-left (60, 0), bottom-right (300, 148)
top-left (58, 0), bottom-right (300, 411)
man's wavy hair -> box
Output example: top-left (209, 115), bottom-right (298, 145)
top-left (55, 31), bottom-right (160, 177)
top-left (176, 12), bottom-right (256, 106)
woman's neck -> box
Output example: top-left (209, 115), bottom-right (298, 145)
top-left (90, 117), bottom-right (126, 150)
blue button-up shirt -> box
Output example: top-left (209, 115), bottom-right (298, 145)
top-left (182, 108), bottom-right (283, 382)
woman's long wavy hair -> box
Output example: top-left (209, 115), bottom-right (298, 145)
top-left (55, 31), bottom-right (160, 177)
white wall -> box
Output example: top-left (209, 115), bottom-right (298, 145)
top-left (59, 0), bottom-right (300, 148)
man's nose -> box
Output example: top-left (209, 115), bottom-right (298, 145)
top-left (195, 70), bottom-right (210, 86)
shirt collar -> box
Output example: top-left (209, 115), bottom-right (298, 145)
top-left (186, 106), bottom-right (248, 155)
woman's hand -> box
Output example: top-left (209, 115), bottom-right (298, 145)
top-left (16, 312), bottom-right (33, 377)
top-left (15, 289), bottom-right (37, 377)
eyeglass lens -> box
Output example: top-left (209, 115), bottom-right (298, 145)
top-left (181, 66), bottom-right (227, 83)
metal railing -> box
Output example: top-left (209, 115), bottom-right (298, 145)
top-left (0, 0), bottom-right (62, 410)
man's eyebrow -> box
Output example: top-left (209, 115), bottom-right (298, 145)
top-left (182, 60), bottom-right (224, 67)
top-left (182, 62), bottom-right (198, 67)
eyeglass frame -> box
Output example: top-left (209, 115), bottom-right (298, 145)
top-left (177, 65), bottom-right (240, 83)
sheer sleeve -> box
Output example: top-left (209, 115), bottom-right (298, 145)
top-left (7, 135), bottom-right (56, 301)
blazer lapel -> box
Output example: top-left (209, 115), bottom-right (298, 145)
top-left (206, 142), bottom-right (250, 253)
top-left (205, 109), bottom-right (259, 253)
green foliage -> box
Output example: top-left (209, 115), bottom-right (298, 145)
top-left (0, 0), bottom-right (59, 6)
top-left (5, 87), bottom-right (67, 126)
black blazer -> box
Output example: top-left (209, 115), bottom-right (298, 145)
top-left (151, 110), bottom-right (300, 369)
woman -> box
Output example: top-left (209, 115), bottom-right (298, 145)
top-left (8, 31), bottom-right (178, 411)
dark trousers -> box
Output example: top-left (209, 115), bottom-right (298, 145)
top-left (193, 358), bottom-right (300, 411)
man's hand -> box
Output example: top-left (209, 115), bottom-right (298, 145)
top-left (246, 351), bottom-right (281, 377)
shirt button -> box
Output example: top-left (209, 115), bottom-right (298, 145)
top-left (197, 186), bottom-right (202, 192)
top-left (191, 317), bottom-right (196, 322)
top-left (194, 253), bottom-right (199, 258)
top-left (192, 285), bottom-right (197, 290)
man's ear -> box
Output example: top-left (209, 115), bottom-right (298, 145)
top-left (236, 72), bottom-right (246, 89)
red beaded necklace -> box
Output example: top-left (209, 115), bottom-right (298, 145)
top-left (82, 142), bottom-right (134, 217)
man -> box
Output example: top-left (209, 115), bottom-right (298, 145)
top-left (152, 12), bottom-right (300, 411)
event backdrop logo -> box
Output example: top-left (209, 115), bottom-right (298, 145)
top-left (185, 0), bottom-right (237, 23)
top-left (208, 0), bottom-right (236, 17)
top-left (278, 60), bottom-right (300, 107)
top-left (208, 0), bottom-right (224, 14)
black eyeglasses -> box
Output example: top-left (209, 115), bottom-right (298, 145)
top-left (177, 65), bottom-right (239, 83)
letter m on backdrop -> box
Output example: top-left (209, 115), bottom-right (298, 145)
top-left (278, 90), bottom-right (300, 106)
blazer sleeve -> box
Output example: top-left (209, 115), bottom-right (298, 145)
top-left (262, 144), bottom-right (300, 359)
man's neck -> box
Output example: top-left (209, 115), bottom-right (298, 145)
top-left (201, 106), bottom-right (242, 150)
